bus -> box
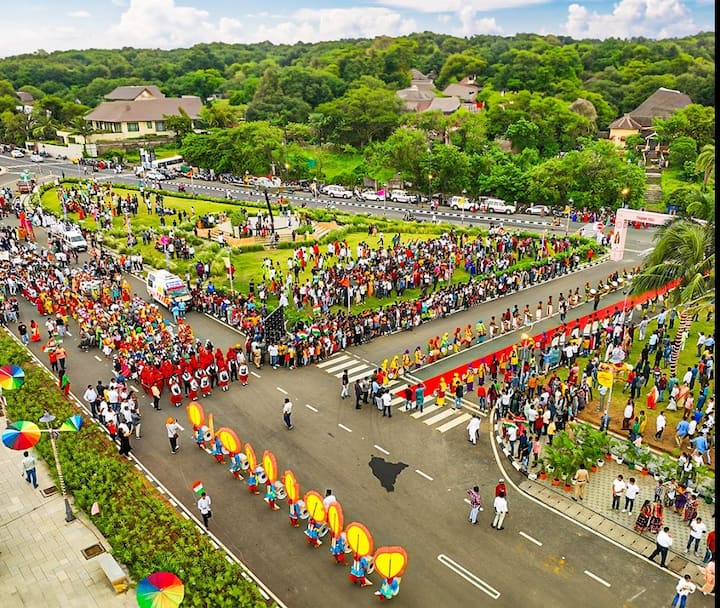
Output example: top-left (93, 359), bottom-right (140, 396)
top-left (151, 155), bottom-right (184, 170)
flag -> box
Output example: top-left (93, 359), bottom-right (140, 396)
top-left (192, 480), bottom-right (204, 495)
top-left (340, 276), bottom-right (350, 288)
top-left (223, 257), bottom-right (231, 269)
top-left (377, 189), bottom-right (385, 198)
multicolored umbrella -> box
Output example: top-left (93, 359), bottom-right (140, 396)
top-left (2, 420), bottom-right (41, 450)
top-left (0, 365), bottom-right (25, 390)
top-left (136, 571), bottom-right (185, 608)
top-left (59, 415), bottom-right (83, 432)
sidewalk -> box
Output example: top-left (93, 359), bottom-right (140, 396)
top-left (494, 426), bottom-right (715, 579)
top-left (0, 416), bottom-right (137, 608)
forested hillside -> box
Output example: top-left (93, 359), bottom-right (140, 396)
top-left (0, 32), bottom-right (714, 214)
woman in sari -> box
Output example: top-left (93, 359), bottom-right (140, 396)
top-left (649, 499), bottom-right (664, 534)
top-left (634, 500), bottom-right (652, 533)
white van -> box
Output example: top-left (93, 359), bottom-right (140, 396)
top-left (146, 269), bottom-right (193, 309)
top-left (61, 229), bottom-right (88, 252)
top-left (448, 195), bottom-right (476, 211)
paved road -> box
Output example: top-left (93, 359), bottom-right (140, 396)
top-left (3, 199), bottom-right (687, 608)
top-left (0, 153), bottom-right (597, 233)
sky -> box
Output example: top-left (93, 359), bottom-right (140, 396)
top-left (0, 0), bottom-right (714, 58)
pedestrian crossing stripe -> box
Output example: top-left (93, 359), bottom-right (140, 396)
top-left (423, 409), bottom-right (456, 426)
top-left (323, 361), bottom-right (355, 374)
top-left (334, 364), bottom-right (368, 378)
top-left (317, 354), bottom-right (353, 368)
top-left (411, 404), bottom-right (439, 419)
top-left (436, 413), bottom-right (472, 433)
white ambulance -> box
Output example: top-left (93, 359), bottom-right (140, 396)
top-left (146, 270), bottom-right (193, 309)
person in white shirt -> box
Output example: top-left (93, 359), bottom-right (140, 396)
top-left (655, 412), bottom-right (667, 440)
top-left (671, 574), bottom-right (696, 607)
top-left (611, 474), bottom-right (626, 510)
top-left (83, 385), bottom-right (98, 418)
top-left (685, 517), bottom-right (708, 555)
top-left (623, 477), bottom-right (640, 514)
top-left (648, 526), bottom-right (673, 567)
top-left (197, 492), bottom-right (212, 529)
top-left (323, 489), bottom-right (337, 510)
top-left (492, 491), bottom-right (508, 530)
top-left (166, 417), bottom-right (185, 454)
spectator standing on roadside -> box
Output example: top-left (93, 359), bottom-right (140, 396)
top-left (467, 485), bottom-right (483, 524)
top-left (340, 370), bottom-right (349, 399)
top-left (648, 526), bottom-right (673, 567)
top-left (611, 474), bottom-right (626, 510)
top-left (623, 477), bottom-right (640, 514)
top-left (572, 464), bottom-right (589, 501)
top-left (671, 574), bottom-right (696, 608)
top-left (21, 450), bottom-right (38, 488)
top-left (686, 517), bottom-right (708, 555)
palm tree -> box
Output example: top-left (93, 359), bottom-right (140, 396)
top-left (695, 144), bottom-right (715, 191)
top-left (685, 189), bottom-right (715, 223)
top-left (629, 218), bottom-right (715, 375)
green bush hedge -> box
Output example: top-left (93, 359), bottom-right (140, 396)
top-left (0, 334), bottom-right (267, 608)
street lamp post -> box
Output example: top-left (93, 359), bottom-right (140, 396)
top-left (519, 333), bottom-right (531, 388)
top-left (427, 173), bottom-right (432, 206)
top-left (39, 411), bottom-right (75, 522)
top-left (461, 189), bottom-right (467, 225)
top-left (621, 186), bottom-right (629, 208)
top-left (565, 198), bottom-right (573, 236)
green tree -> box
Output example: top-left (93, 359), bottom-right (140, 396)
top-left (505, 118), bottom-right (539, 153)
top-left (630, 218), bottom-right (715, 374)
top-left (695, 144), bottom-right (715, 191)
top-left (667, 136), bottom-right (698, 169)
top-left (164, 107), bottom-right (193, 144)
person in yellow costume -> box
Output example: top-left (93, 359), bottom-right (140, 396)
top-left (464, 367), bottom-right (475, 392)
top-left (509, 346), bottom-right (519, 373)
top-left (414, 346), bottom-right (424, 368)
top-left (381, 358), bottom-right (389, 375)
top-left (475, 320), bottom-right (487, 344)
top-left (440, 332), bottom-right (449, 356)
top-left (402, 350), bottom-right (411, 371)
top-left (389, 355), bottom-right (400, 379)
top-left (436, 377), bottom-right (447, 407)
top-left (464, 324), bottom-right (474, 347)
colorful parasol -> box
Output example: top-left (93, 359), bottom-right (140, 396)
top-left (2, 420), bottom-right (41, 450)
top-left (345, 521), bottom-right (373, 557)
top-left (327, 501), bottom-right (344, 538)
top-left (215, 427), bottom-right (241, 455)
top-left (185, 401), bottom-right (205, 427)
top-left (262, 450), bottom-right (278, 484)
top-left (59, 415), bottom-right (83, 432)
top-left (0, 365), bottom-right (25, 390)
top-left (373, 546), bottom-right (408, 579)
top-left (303, 490), bottom-right (326, 523)
top-left (283, 470), bottom-right (300, 503)
top-left (244, 443), bottom-right (257, 472)
top-left (136, 571), bottom-right (185, 608)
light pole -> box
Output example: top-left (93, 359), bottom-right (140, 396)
top-left (621, 186), bottom-right (629, 208)
top-left (519, 333), bottom-right (530, 388)
top-left (427, 173), bottom-right (432, 206)
top-left (39, 411), bottom-right (75, 522)
top-left (461, 189), bottom-right (467, 225)
top-left (565, 198), bottom-right (573, 236)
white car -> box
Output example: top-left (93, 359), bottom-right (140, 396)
top-left (30, 154), bottom-right (44, 163)
top-left (524, 204), bottom-right (549, 216)
top-left (361, 189), bottom-right (384, 201)
top-left (483, 198), bottom-right (517, 214)
top-left (448, 195), bottom-right (476, 211)
top-left (10, 149), bottom-right (24, 158)
top-left (322, 184), bottom-right (352, 198)
top-left (389, 189), bottom-right (413, 203)
top-left (145, 170), bottom-right (167, 181)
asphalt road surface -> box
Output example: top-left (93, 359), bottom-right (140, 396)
top-left (2, 182), bottom-right (681, 608)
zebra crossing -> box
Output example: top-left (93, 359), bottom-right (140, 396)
top-left (316, 352), bottom-right (486, 433)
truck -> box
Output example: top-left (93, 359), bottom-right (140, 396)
top-left (146, 269), bottom-right (193, 309)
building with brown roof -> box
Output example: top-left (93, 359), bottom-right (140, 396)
top-left (609, 87), bottom-right (691, 147)
top-left (82, 85), bottom-right (202, 141)
top-left (397, 71), bottom-right (481, 115)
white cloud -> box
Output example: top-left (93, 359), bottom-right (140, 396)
top-left (67, 10), bottom-right (91, 18)
top-left (456, 7), bottom-right (504, 37)
top-left (564, 0), bottom-right (699, 39)
top-left (106, 1), bottom-right (417, 47)
top-left (236, 7), bottom-right (418, 44)
top-left (377, 0), bottom-right (548, 12)
top-left (106, 0), bottom-right (214, 48)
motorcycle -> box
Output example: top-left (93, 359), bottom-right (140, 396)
top-left (178, 183), bottom-right (186, 192)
